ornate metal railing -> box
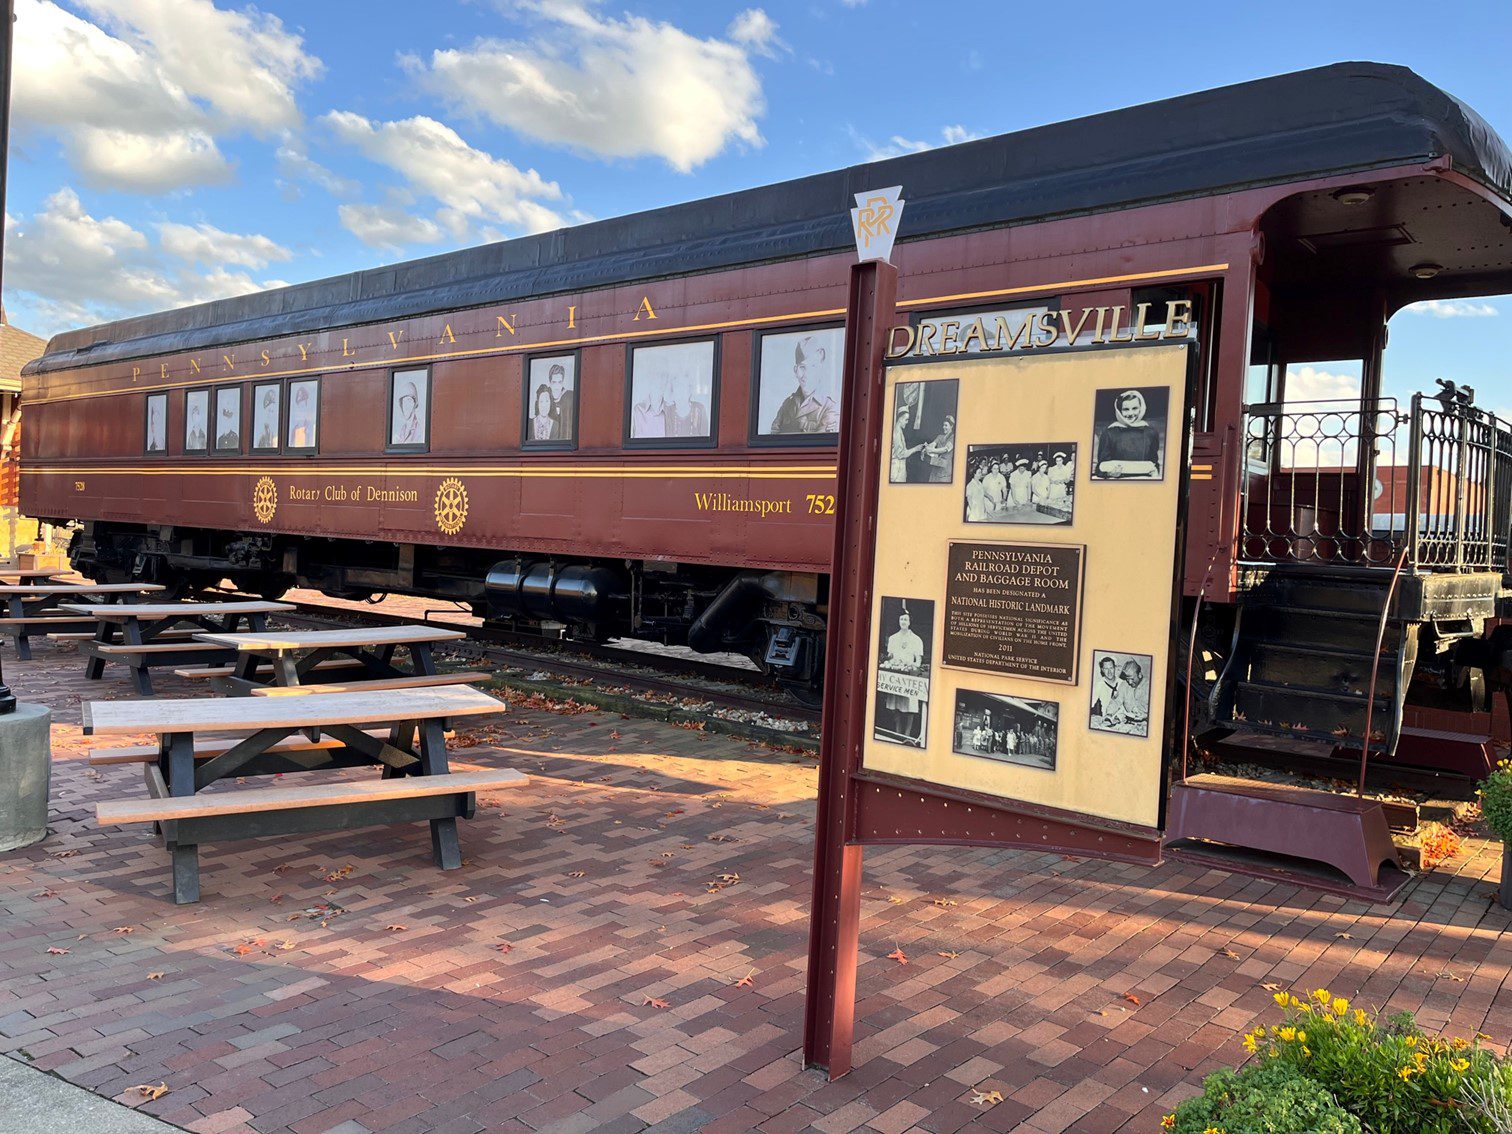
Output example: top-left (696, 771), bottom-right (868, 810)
top-left (1240, 388), bottom-right (1512, 573)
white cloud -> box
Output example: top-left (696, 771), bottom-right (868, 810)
top-left (1277, 366), bottom-right (1364, 468)
top-left (857, 124), bottom-right (981, 161)
top-left (1283, 365), bottom-right (1362, 402)
top-left (727, 9), bottom-right (784, 58)
top-left (412, 1), bottom-right (768, 173)
top-left (336, 203), bottom-right (444, 252)
top-left (11, 0), bottom-right (320, 193)
top-left (4, 188), bottom-right (289, 333)
top-left (275, 138), bottom-right (358, 198)
top-left (324, 111), bottom-right (567, 246)
top-left (158, 221), bottom-right (293, 269)
top-left (1402, 298), bottom-right (1499, 319)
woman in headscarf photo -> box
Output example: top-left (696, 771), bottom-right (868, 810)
top-left (530, 384), bottom-right (559, 441)
top-left (879, 601), bottom-right (926, 743)
top-left (1093, 388), bottom-right (1163, 478)
top-left (394, 381), bottom-right (424, 445)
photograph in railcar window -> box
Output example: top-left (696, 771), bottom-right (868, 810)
top-left (1090, 387), bottom-right (1169, 481)
top-left (628, 340), bottom-right (715, 442)
top-left (252, 382), bottom-right (281, 452)
top-left (755, 327), bottom-right (842, 439)
top-left (872, 595), bottom-right (933, 749)
top-left (525, 355), bottom-right (577, 445)
top-left (952, 689), bottom-right (1058, 771)
top-left (389, 368), bottom-right (430, 449)
top-left (144, 393), bottom-right (167, 453)
top-left (1088, 649), bottom-right (1153, 738)
top-left (184, 389), bottom-right (209, 452)
top-left (962, 442), bottom-right (1075, 524)
top-left (213, 386), bottom-right (242, 452)
top-left (286, 379), bottom-right (319, 451)
top-left (889, 379), bottom-right (958, 483)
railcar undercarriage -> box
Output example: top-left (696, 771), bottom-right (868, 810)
top-left (63, 519), bottom-right (828, 695)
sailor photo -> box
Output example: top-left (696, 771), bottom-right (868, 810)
top-left (287, 379), bottom-right (319, 450)
top-left (889, 378), bottom-right (959, 483)
top-left (144, 392), bottom-right (167, 453)
top-left (1088, 649), bottom-right (1154, 737)
top-left (629, 340), bottom-right (716, 442)
top-left (1091, 386), bottom-right (1169, 480)
top-left (252, 383), bottom-right (281, 451)
top-left (184, 389), bottom-right (209, 452)
top-left (873, 595), bottom-right (933, 749)
top-left (952, 689), bottom-right (1058, 771)
top-left (214, 386), bottom-right (242, 451)
top-left (756, 327), bottom-right (843, 439)
top-left (963, 442), bottom-right (1075, 524)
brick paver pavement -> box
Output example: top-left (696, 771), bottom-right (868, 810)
top-left (1, 636), bottom-right (1509, 1134)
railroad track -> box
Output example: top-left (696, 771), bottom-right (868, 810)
top-left (212, 590), bottom-right (821, 731)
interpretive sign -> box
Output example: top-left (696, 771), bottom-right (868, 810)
top-left (943, 540), bottom-right (1083, 682)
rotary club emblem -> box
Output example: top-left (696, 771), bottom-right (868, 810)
top-left (434, 477), bottom-right (468, 535)
top-left (251, 476), bottom-right (278, 524)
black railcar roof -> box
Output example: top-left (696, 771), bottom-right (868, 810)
top-left (26, 61), bottom-right (1512, 376)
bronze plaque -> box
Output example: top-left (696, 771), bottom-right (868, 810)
top-left (942, 541), bottom-right (1084, 683)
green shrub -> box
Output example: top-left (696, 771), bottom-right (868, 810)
top-left (1163, 1061), bottom-right (1360, 1133)
top-left (1479, 759), bottom-right (1512, 844)
top-left (1246, 988), bottom-right (1507, 1133)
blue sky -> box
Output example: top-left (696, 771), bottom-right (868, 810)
top-left (3, 0), bottom-right (1509, 413)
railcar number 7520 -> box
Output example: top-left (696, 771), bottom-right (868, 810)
top-left (806, 494), bottom-right (837, 515)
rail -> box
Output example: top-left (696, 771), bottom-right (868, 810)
top-left (1357, 545), bottom-right (1409, 797)
top-left (1240, 387), bottom-right (1512, 573)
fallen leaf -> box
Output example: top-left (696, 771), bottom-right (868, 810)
top-left (129, 1082), bottom-right (169, 1102)
top-left (887, 896), bottom-right (904, 905)
top-left (34, 889), bottom-right (57, 899)
top-left (1123, 993), bottom-right (1142, 1006)
top-left (45, 947), bottom-right (69, 955)
top-left (111, 926), bottom-right (135, 935)
top-left (932, 898), bottom-right (958, 908)
top-left (970, 1089), bottom-right (1004, 1106)
top-left (324, 865), bottom-right (353, 882)
top-left (1221, 948), bottom-right (1240, 959)
top-left (147, 972), bottom-right (165, 981)
top-left (464, 896), bottom-right (479, 904)
top-left (568, 871), bottom-right (586, 878)
top-left (1335, 932), bottom-right (1354, 940)
top-left (384, 925), bottom-right (407, 932)
top-left (735, 970), bottom-right (756, 988)
top-left (643, 996), bottom-right (670, 1009)
top-left (937, 951), bottom-right (961, 959)
top-left (887, 946), bottom-right (909, 965)
top-left (496, 943), bottom-right (513, 954)
top-left (1261, 982), bottom-right (1283, 992)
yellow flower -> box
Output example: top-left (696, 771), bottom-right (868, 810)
top-left (1404, 1035), bottom-right (1418, 1047)
top-left (1203, 1128), bottom-right (1226, 1134)
top-left (1312, 989), bottom-right (1332, 1005)
top-left (1242, 1033), bottom-right (1258, 1054)
top-left (1301, 1046), bottom-right (1311, 1056)
top-left (1160, 1116), bottom-right (1175, 1130)
top-left (1289, 995), bottom-right (1307, 1010)
top-left (1415, 1052), bottom-right (1429, 1068)
top-left (1452, 1059), bottom-right (1470, 1073)
top-left (1452, 1037), bottom-right (1470, 1050)
top-left (1278, 1027), bottom-right (1297, 1042)
top-left (1354, 1009), bottom-right (1369, 1027)
top-left (1273, 992), bottom-right (1289, 1007)
top-left (1332, 997), bottom-right (1349, 1016)
top-left (1399, 1066), bottom-right (1415, 1081)
top-left (1297, 1030), bottom-right (1307, 1044)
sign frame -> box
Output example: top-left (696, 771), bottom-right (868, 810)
top-left (803, 261), bottom-right (1198, 1079)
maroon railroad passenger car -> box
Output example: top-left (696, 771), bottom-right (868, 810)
top-left (21, 64), bottom-right (1512, 757)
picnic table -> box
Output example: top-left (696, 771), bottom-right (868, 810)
top-left (0, 582), bottom-right (164, 660)
top-left (189, 624), bottom-right (487, 696)
top-left (85, 684), bottom-right (523, 903)
top-left (59, 599), bottom-right (294, 696)
top-left (0, 568), bottom-right (70, 583)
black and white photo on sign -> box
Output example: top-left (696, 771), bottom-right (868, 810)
top-left (1091, 386), bottom-right (1169, 480)
top-left (214, 387), bottom-right (241, 451)
top-left (145, 393), bottom-right (167, 453)
top-left (873, 595), bottom-right (933, 749)
top-left (963, 442), bottom-right (1075, 524)
top-left (1088, 649), bottom-right (1154, 738)
top-left (287, 379), bottom-right (318, 450)
top-left (629, 341), bottom-right (715, 440)
top-left (252, 383), bottom-right (280, 450)
top-left (757, 327), bottom-right (842, 437)
top-left (889, 379), bottom-right (959, 484)
top-left (390, 369), bottom-right (429, 447)
top-left (185, 389), bottom-right (209, 451)
top-left (527, 356), bottom-right (576, 443)
top-left (952, 689), bottom-right (1059, 771)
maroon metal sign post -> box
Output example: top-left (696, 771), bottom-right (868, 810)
top-left (802, 258), bottom-right (897, 1078)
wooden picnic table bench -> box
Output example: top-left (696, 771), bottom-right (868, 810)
top-left (59, 599), bottom-right (293, 696)
top-left (191, 623), bottom-right (473, 696)
top-left (0, 582), bottom-right (164, 660)
top-left (0, 568), bottom-right (70, 583)
top-left (87, 684), bottom-right (520, 903)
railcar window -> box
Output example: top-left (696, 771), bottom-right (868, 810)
top-left (251, 381), bottom-right (282, 453)
top-left (388, 367), bottom-right (430, 452)
top-left (144, 393), bottom-right (167, 454)
top-left (625, 339), bottom-right (718, 448)
top-left (286, 378), bottom-right (319, 453)
top-left (184, 388), bottom-right (210, 453)
top-left (750, 325), bottom-right (843, 445)
top-left (213, 386), bottom-right (242, 453)
top-left (523, 353), bottom-right (577, 449)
